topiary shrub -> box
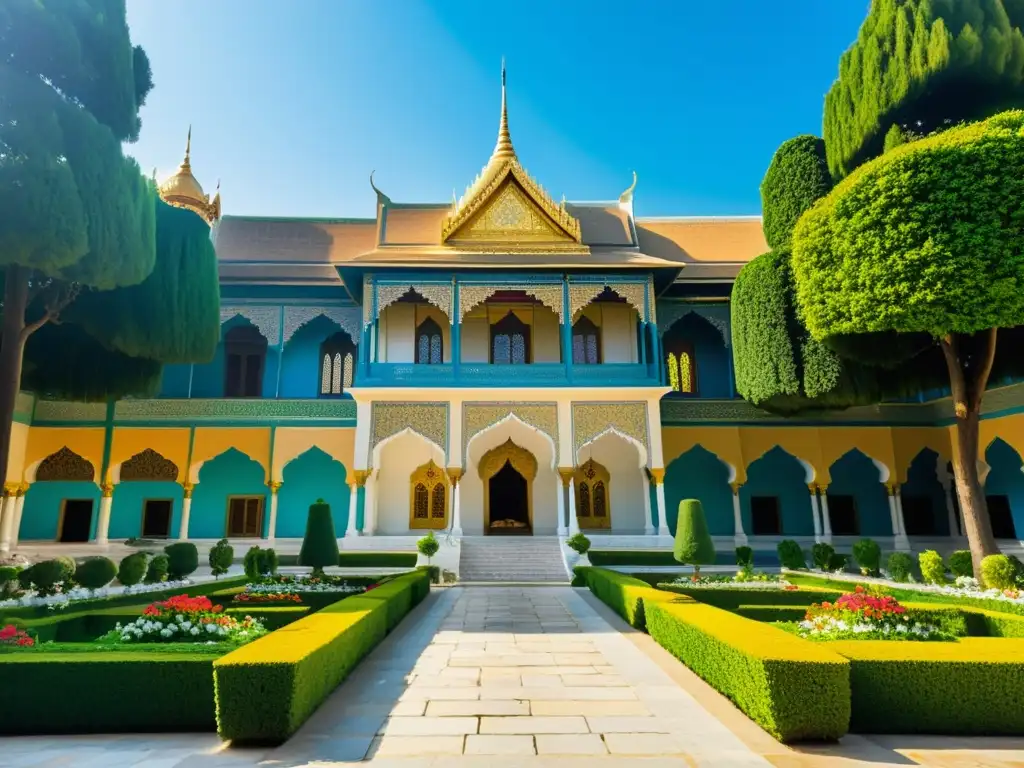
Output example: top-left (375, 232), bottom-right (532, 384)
top-left (299, 499), bottom-right (339, 576)
top-left (566, 532), bottom-right (591, 555)
top-left (117, 552), bottom-right (149, 587)
top-left (673, 499), bottom-right (716, 578)
top-left (852, 538), bottom-right (881, 576)
top-left (735, 546), bottom-right (754, 570)
top-left (949, 549), bottom-right (973, 578)
top-left (761, 135), bottom-right (833, 250)
top-left (981, 554), bottom-right (1017, 591)
top-left (417, 531), bottom-right (440, 563)
top-left (164, 542), bottom-right (199, 580)
top-left (811, 542), bottom-right (835, 571)
top-left (0, 565), bottom-right (22, 599)
top-left (21, 557), bottom-right (76, 595)
top-left (145, 553), bottom-right (169, 583)
top-left (918, 550), bottom-right (946, 585)
top-left (777, 540), bottom-right (806, 570)
top-left (260, 547), bottom-right (278, 576)
top-left (209, 538), bottom-right (234, 578)
top-left (74, 556), bottom-right (117, 590)
top-left (827, 552), bottom-right (849, 572)
top-left (885, 551), bottom-right (914, 583)
top-left (243, 546), bottom-right (263, 580)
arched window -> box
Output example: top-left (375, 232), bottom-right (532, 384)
top-left (491, 311), bottom-right (530, 364)
top-left (416, 318), bottom-right (443, 364)
top-left (574, 458), bottom-right (612, 529)
top-left (409, 460), bottom-right (447, 529)
top-left (319, 332), bottom-right (356, 397)
top-left (665, 337), bottom-right (697, 395)
top-left (224, 325), bottom-right (268, 398)
top-left (572, 316), bottom-right (601, 365)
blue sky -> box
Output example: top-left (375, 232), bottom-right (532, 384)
top-left (125, 1), bottom-right (868, 219)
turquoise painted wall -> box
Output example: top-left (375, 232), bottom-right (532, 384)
top-left (665, 314), bottom-right (731, 398)
top-left (280, 316), bottom-right (350, 399)
top-left (159, 364), bottom-right (192, 398)
top-left (827, 449), bottom-right (892, 537)
top-left (741, 446), bottom-right (814, 536)
top-left (279, 447), bottom-right (350, 536)
top-left (190, 316), bottom-right (280, 398)
top-left (902, 449), bottom-right (950, 536)
top-left (109, 482), bottom-right (184, 539)
top-left (665, 446), bottom-right (733, 535)
top-left (191, 449), bottom-right (267, 539)
top-left (985, 439), bottom-right (1024, 537)
top-left (20, 481), bottom-right (100, 541)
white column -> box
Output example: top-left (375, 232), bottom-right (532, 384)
top-left (808, 486), bottom-right (822, 542)
top-left (345, 478), bottom-right (359, 537)
top-left (178, 483), bottom-right (194, 540)
top-left (568, 476), bottom-right (580, 536)
top-left (731, 483), bottom-right (747, 547)
top-left (556, 472), bottom-right (568, 536)
top-left (940, 476), bottom-right (960, 537)
top-left (267, 482), bottom-right (281, 541)
top-left (642, 472), bottom-right (655, 535)
top-left (819, 488), bottom-right (832, 541)
top-left (94, 483), bottom-right (114, 545)
top-left (11, 490), bottom-right (26, 550)
top-left (886, 484), bottom-right (910, 551)
top-left (363, 471), bottom-right (377, 535)
top-left (0, 492), bottom-right (13, 554)
top-left (448, 468), bottom-right (463, 536)
top-left (652, 469), bottom-right (669, 537)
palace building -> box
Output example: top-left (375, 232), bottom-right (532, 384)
top-left (1, 70), bottom-right (1022, 572)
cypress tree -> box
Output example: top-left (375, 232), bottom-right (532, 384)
top-left (673, 500), bottom-right (716, 578)
top-left (299, 499), bottom-right (340, 576)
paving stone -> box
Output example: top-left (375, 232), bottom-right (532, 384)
top-left (382, 716), bottom-right (479, 736)
top-left (530, 700), bottom-right (651, 716)
top-left (398, 687), bottom-right (481, 701)
top-left (586, 716), bottom-right (672, 734)
top-left (481, 686), bottom-right (637, 701)
top-left (427, 700), bottom-right (530, 717)
top-left (520, 674), bottom-right (564, 687)
top-left (534, 733), bottom-right (609, 755)
top-left (602, 732), bottom-right (688, 755)
top-left (463, 735), bottom-right (536, 755)
top-left (372, 735), bottom-right (466, 756)
top-left (479, 716), bottom-right (589, 734)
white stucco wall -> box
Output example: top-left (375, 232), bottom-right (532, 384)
top-left (379, 303), bottom-right (452, 363)
top-left (533, 305), bottom-right (561, 363)
top-left (374, 430), bottom-right (446, 535)
top-left (461, 316), bottom-right (489, 363)
top-left (582, 431), bottom-right (647, 534)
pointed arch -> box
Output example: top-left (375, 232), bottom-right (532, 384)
top-left (416, 317), bottom-right (444, 365)
top-left (575, 457), bottom-right (611, 529)
top-left (741, 446), bottom-right (814, 537)
top-left (984, 438), bottom-right (1023, 540)
top-left (224, 324), bottom-right (268, 398)
top-left (119, 449), bottom-right (179, 482)
top-left (409, 459), bottom-right (447, 529)
top-left (576, 426), bottom-right (648, 469)
top-left (466, 412), bottom-right (558, 471)
top-left (319, 331), bottom-right (356, 396)
top-left (665, 445), bottom-right (734, 536)
top-left (827, 448), bottom-right (891, 537)
top-left (491, 310), bottom-right (531, 364)
top-left (35, 447), bottom-right (95, 483)
top-left (572, 316), bottom-right (601, 365)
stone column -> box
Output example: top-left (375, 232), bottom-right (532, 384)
top-left (939, 473), bottom-right (960, 537)
top-left (345, 476), bottom-right (360, 537)
top-left (178, 482), bottom-right (194, 540)
top-left (558, 468), bottom-right (573, 536)
top-left (886, 483), bottom-right (910, 551)
top-left (561, 280), bottom-right (573, 383)
top-left (452, 280), bottom-right (461, 379)
top-left (808, 485), bottom-right (823, 542)
top-left (819, 486), bottom-right (832, 542)
top-left (730, 482), bottom-right (747, 547)
top-left (0, 486), bottom-right (14, 554)
top-left (650, 468), bottom-right (669, 537)
top-left (447, 468), bottom-right (463, 536)
top-left (11, 485), bottom-right (27, 550)
top-left (351, 470), bottom-right (368, 534)
top-left (95, 482), bottom-right (114, 545)
top-left (567, 474), bottom-right (580, 536)
top-left (266, 481), bottom-right (282, 540)
top-left (363, 470), bottom-right (377, 535)
top-left (642, 470), bottom-right (655, 535)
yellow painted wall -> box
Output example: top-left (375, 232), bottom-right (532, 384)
top-left (23, 427), bottom-right (106, 482)
top-left (108, 428), bottom-right (192, 483)
top-left (272, 427), bottom-right (355, 481)
top-left (5, 421), bottom-right (30, 483)
top-left (189, 427), bottom-right (272, 482)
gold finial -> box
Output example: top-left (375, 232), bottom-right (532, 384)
top-left (492, 58), bottom-right (516, 161)
top-left (619, 171), bottom-right (638, 205)
top-left (181, 125), bottom-right (192, 172)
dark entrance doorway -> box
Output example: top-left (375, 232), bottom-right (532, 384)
top-left (142, 499), bottom-right (173, 538)
top-left (59, 499), bottom-right (94, 542)
top-left (488, 460), bottom-right (530, 535)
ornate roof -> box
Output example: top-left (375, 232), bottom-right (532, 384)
top-left (158, 127), bottom-right (221, 225)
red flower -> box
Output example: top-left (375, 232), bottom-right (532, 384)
top-left (0, 624), bottom-right (33, 647)
top-left (365, 584), bottom-right (379, 591)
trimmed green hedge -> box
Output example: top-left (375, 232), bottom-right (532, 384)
top-left (658, 583), bottom-right (842, 611)
top-left (224, 606), bottom-right (310, 631)
top-left (0, 647), bottom-right (223, 734)
top-left (276, 552), bottom-right (417, 568)
top-left (214, 569), bottom-right (430, 743)
top-left (646, 600), bottom-right (850, 742)
top-left (831, 638), bottom-right (1024, 735)
top-left (588, 551), bottom-right (681, 567)
top-left (575, 567), bottom-right (681, 630)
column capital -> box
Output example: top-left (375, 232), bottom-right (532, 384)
top-left (17, 482), bottom-right (29, 497)
top-left (809, 483), bottom-right (828, 494)
top-left (100, 482), bottom-right (115, 498)
top-left (181, 481), bottom-right (195, 499)
top-left (2, 483), bottom-right (18, 497)
top-left (267, 481), bottom-right (282, 494)
top-left (557, 467), bottom-right (575, 487)
top-left (729, 481), bottom-right (743, 494)
top-left (648, 467), bottom-right (666, 485)
top-left (885, 482), bottom-right (900, 496)
top-left (446, 467), bottom-right (463, 486)
top-left (352, 469), bottom-right (369, 487)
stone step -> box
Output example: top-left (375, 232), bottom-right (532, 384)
top-left (459, 536), bottom-right (568, 583)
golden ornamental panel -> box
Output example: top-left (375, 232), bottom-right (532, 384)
top-left (370, 402), bottom-right (448, 460)
top-left (362, 275), bottom-right (373, 327)
top-left (463, 403), bottom-right (558, 461)
top-left (572, 402), bottom-right (649, 459)
top-left (458, 284), bottom-right (563, 323)
top-left (373, 283), bottom-right (452, 326)
top-left (570, 282), bottom-right (648, 321)
top-left (478, 438), bottom-right (538, 481)
top-left (36, 447), bottom-right (95, 483)
top-left (647, 277), bottom-right (657, 324)
top-left (120, 449), bottom-right (179, 482)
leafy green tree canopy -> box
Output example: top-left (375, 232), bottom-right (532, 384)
top-left (793, 110), bottom-right (1024, 343)
top-left (761, 136), bottom-right (833, 250)
top-left (824, 0), bottom-right (1024, 178)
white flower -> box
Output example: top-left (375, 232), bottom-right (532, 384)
top-left (190, 627), bottom-right (200, 636)
top-left (160, 628), bottom-right (172, 637)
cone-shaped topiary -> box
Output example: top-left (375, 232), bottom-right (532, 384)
top-left (673, 499), bottom-right (716, 578)
top-left (299, 498), bottom-right (339, 576)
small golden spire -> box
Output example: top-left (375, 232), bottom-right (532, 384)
top-left (492, 59), bottom-right (516, 161)
top-left (181, 125), bottom-right (192, 172)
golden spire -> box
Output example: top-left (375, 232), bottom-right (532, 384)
top-left (493, 59), bottom-right (516, 161)
top-left (158, 126), bottom-right (220, 225)
top-left (181, 125), bottom-right (192, 172)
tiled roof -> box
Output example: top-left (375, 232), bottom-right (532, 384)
top-left (635, 217), bottom-right (766, 264)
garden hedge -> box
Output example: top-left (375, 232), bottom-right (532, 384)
top-left (0, 647), bottom-right (223, 734)
top-left (646, 600), bottom-right (850, 742)
top-left (658, 583), bottom-right (841, 611)
top-left (831, 638), bottom-right (1024, 735)
top-left (213, 569), bottom-right (430, 743)
top-left (224, 606), bottom-right (310, 631)
top-left (575, 567), bottom-right (681, 630)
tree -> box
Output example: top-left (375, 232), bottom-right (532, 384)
top-left (673, 499), bottom-right (715, 579)
top-left (824, 0), bottom-right (1024, 178)
top-left (792, 110), bottom-right (1024, 575)
top-left (762, 136), bottom-right (833, 251)
top-left (299, 499), bottom-right (340, 576)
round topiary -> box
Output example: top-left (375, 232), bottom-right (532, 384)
top-left (885, 551), bottom-right (915, 583)
top-left (209, 538), bottom-right (234, 578)
top-left (565, 532), bottom-right (591, 556)
top-left (981, 554), bottom-right (1017, 590)
top-left (243, 546), bottom-right (263, 580)
top-left (735, 546), bottom-right (754, 569)
top-left (811, 542), bottom-right (835, 571)
top-left (258, 547), bottom-right (278, 576)
top-left (777, 540), bottom-right (806, 570)
top-left (145, 553), bottom-right (169, 583)
top-left (674, 499), bottom-right (716, 577)
top-left (918, 550), bottom-right (946, 585)
top-left (164, 542), bottom-right (199, 580)
top-left (299, 499), bottom-right (339, 576)
top-left (852, 538), bottom-right (881, 575)
top-left (761, 135), bottom-right (833, 251)
top-left (74, 556), bottom-right (117, 590)
top-left (117, 552), bottom-right (149, 587)
top-left (948, 549), bottom-right (973, 579)
top-left (417, 532), bottom-right (441, 561)
top-left (21, 558), bottom-right (76, 594)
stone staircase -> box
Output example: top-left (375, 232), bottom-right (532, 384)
top-left (458, 536), bottom-right (569, 583)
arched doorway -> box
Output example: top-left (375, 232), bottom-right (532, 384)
top-left (480, 439), bottom-right (537, 535)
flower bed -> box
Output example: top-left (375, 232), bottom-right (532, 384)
top-left (231, 591), bottom-right (302, 604)
top-left (671, 572), bottom-right (794, 590)
top-left (246, 574), bottom-right (367, 594)
top-left (0, 577), bottom-right (195, 611)
top-left (0, 624), bottom-right (33, 647)
top-left (108, 595), bottom-right (266, 645)
top-left (799, 587), bottom-right (948, 641)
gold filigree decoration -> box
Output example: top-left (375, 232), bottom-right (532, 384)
top-left (463, 403), bottom-right (558, 461)
top-left (458, 284), bottom-right (564, 323)
top-left (478, 438), bottom-right (538, 482)
top-left (361, 275), bottom-right (373, 327)
top-left (647, 276), bottom-right (657, 324)
top-left (572, 402), bottom-right (649, 460)
top-left (372, 283), bottom-right (452, 326)
top-left (574, 458), bottom-right (612, 529)
top-left (370, 402), bottom-right (448, 461)
top-left (120, 449), bottom-right (179, 482)
top-left (409, 459), bottom-right (447, 529)
top-left (569, 282), bottom-right (648, 321)
top-left (36, 447), bottom-right (95, 482)
top-left (459, 183), bottom-right (571, 243)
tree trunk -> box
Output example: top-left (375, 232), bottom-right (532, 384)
top-left (0, 264), bottom-right (29, 490)
top-left (941, 329), bottom-right (1000, 579)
